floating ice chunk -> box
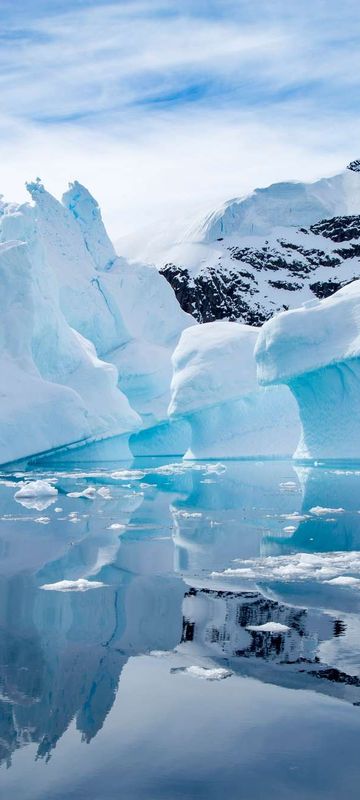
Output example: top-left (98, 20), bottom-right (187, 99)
top-left (15, 481), bottom-right (58, 499)
top-left (279, 481), bottom-right (298, 492)
top-left (34, 516), bottom-right (50, 524)
top-left (173, 511), bottom-right (203, 519)
top-left (97, 486), bottom-right (112, 499)
top-left (54, 507), bottom-right (63, 512)
top-left (67, 486), bottom-right (97, 499)
top-left (40, 578), bottom-right (105, 591)
top-left (310, 506), bottom-right (345, 516)
top-left (107, 523), bottom-right (126, 530)
top-left (111, 470), bottom-right (146, 480)
top-left (246, 622), bottom-right (290, 633)
top-left (171, 665), bottom-right (232, 681)
top-left (15, 480), bottom-right (58, 498)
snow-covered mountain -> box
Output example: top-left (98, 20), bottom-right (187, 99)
top-left (122, 166), bottom-right (360, 326)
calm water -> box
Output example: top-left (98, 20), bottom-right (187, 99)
top-left (1, 458), bottom-right (360, 799)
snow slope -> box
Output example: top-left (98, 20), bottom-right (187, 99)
top-left (256, 279), bottom-right (360, 460)
top-left (169, 321), bottom-right (300, 458)
top-left (120, 166), bottom-right (360, 327)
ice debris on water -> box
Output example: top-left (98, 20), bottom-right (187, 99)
top-left (40, 578), bottom-right (106, 592)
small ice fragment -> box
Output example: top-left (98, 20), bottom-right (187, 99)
top-left (67, 486), bottom-right (96, 499)
top-left (279, 481), bottom-right (298, 492)
top-left (173, 510), bottom-right (202, 518)
top-left (107, 523), bottom-right (126, 530)
top-left (309, 506), bottom-right (345, 515)
top-left (34, 516), bottom-right (50, 525)
top-left (111, 470), bottom-right (146, 480)
top-left (40, 578), bottom-right (105, 592)
top-left (97, 486), bottom-right (112, 499)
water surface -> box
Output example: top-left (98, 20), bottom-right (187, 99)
top-left (1, 458), bottom-right (360, 799)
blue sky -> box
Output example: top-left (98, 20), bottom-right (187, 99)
top-left (1, 0), bottom-right (360, 236)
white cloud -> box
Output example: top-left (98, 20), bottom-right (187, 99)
top-left (1, 1), bottom-right (360, 238)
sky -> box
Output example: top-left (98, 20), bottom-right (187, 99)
top-left (1, 0), bottom-right (360, 238)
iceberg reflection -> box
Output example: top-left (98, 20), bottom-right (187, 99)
top-left (1, 458), bottom-right (360, 785)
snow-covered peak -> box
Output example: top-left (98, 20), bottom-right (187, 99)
top-left (63, 180), bottom-right (118, 272)
top-left (191, 170), bottom-right (360, 243)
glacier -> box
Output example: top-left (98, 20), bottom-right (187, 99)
top-left (169, 320), bottom-right (300, 459)
top-left (0, 180), bottom-right (193, 465)
top-left (256, 279), bottom-right (360, 460)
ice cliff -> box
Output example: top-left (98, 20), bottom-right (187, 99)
top-left (169, 320), bottom-right (300, 458)
top-left (256, 279), bottom-right (360, 460)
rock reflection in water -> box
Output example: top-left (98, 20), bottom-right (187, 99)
top-left (179, 586), bottom-right (360, 705)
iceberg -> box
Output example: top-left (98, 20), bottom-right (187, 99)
top-left (0, 179), bottom-right (194, 464)
top-left (38, 180), bottom-right (193, 449)
top-left (255, 279), bottom-right (360, 460)
top-left (169, 320), bottom-right (300, 458)
top-left (61, 181), bottom-right (194, 430)
top-left (0, 236), bottom-right (139, 465)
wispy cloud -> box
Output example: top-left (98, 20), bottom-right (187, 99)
top-left (1, 1), bottom-right (360, 236)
